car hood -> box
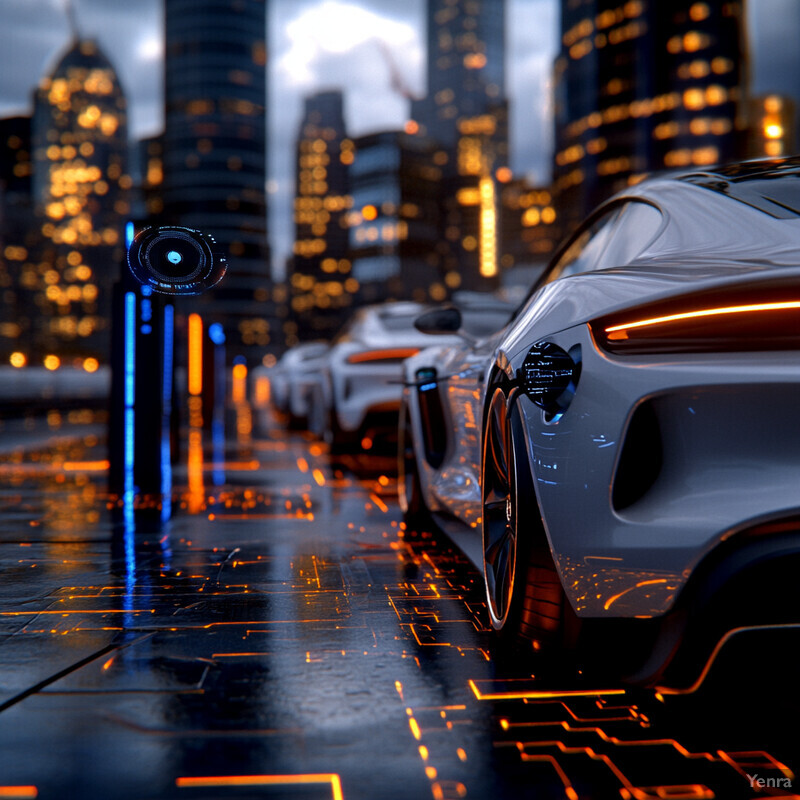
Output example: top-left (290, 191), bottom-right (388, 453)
top-left (501, 258), bottom-right (800, 362)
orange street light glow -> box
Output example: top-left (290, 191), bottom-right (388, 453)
top-left (188, 313), bottom-right (203, 395)
top-left (605, 301), bottom-right (800, 338)
top-left (232, 362), bottom-right (247, 404)
top-left (62, 460), bottom-right (110, 472)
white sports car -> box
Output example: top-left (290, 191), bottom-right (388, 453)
top-left (400, 157), bottom-right (800, 686)
top-left (311, 302), bottom-right (439, 450)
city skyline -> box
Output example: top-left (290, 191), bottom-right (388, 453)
top-left (0, 0), bottom-right (558, 279)
top-left (4, 0), bottom-right (798, 356)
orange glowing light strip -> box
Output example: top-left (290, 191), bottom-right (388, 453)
top-left (605, 301), bottom-right (800, 334)
top-left (516, 741), bottom-right (714, 800)
top-left (506, 719), bottom-right (717, 760)
top-left (62, 460), bottom-right (110, 471)
top-left (369, 493), bottom-right (388, 513)
top-left (603, 578), bottom-right (670, 611)
top-left (347, 348), bottom-right (419, 364)
top-left (657, 622), bottom-right (800, 696)
top-left (513, 755), bottom-right (576, 800)
top-left (203, 460), bottom-right (260, 471)
top-left (468, 679), bottom-right (625, 701)
top-left (0, 789), bottom-right (38, 799)
top-left (188, 313), bottom-right (203, 396)
top-left (717, 750), bottom-right (795, 781)
top-left (176, 774), bottom-right (343, 800)
top-left (312, 468), bottom-right (326, 487)
top-left (232, 363), bottom-right (247, 404)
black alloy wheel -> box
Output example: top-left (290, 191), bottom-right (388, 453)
top-left (482, 386), bottom-right (518, 629)
top-left (481, 386), bottom-right (569, 648)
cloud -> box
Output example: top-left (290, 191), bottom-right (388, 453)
top-left (507, 0), bottom-right (558, 184)
top-left (278, 0), bottom-right (421, 88)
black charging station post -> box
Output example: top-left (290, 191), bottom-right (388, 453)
top-left (109, 223), bottom-right (225, 507)
top-left (108, 237), bottom-right (175, 504)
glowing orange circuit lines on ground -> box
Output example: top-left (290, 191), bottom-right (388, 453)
top-left (718, 751), bottom-right (795, 786)
top-left (468, 679), bottom-right (626, 701)
top-left (368, 492), bottom-right (389, 512)
top-left (505, 719), bottom-right (720, 761)
top-left (395, 681), bottom-right (470, 800)
top-left (176, 773), bottom-right (343, 800)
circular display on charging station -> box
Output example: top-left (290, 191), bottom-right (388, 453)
top-left (127, 226), bottom-right (227, 295)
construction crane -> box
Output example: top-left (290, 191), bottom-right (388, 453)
top-left (376, 39), bottom-right (420, 102)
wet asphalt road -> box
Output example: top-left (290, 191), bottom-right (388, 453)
top-left (0, 406), bottom-right (798, 800)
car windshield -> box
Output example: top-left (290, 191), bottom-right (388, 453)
top-left (377, 311), bottom-right (422, 331)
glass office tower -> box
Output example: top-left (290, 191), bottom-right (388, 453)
top-left (553, 0), bottom-right (747, 234)
top-left (163, 0), bottom-right (274, 361)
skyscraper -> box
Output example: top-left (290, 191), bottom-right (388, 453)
top-left (290, 91), bottom-right (352, 342)
top-left (163, 0), bottom-right (273, 361)
top-left (411, 0), bottom-right (509, 291)
top-left (553, 0), bottom-right (747, 234)
top-left (32, 36), bottom-right (129, 362)
top-left (0, 115), bottom-right (34, 362)
top-left (349, 130), bottom-right (444, 307)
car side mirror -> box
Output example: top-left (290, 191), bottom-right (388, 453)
top-left (414, 306), bottom-right (462, 335)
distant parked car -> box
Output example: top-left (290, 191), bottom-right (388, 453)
top-left (400, 156), bottom-right (800, 687)
top-left (306, 302), bottom-right (442, 451)
top-left (269, 342), bottom-right (329, 426)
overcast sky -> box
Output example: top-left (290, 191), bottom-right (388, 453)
top-left (1, 0), bottom-right (797, 276)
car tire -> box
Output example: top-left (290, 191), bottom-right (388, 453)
top-left (398, 400), bottom-right (428, 523)
top-left (482, 385), bottom-right (579, 654)
top-left (307, 385), bottom-right (326, 439)
top-left (326, 404), bottom-right (357, 454)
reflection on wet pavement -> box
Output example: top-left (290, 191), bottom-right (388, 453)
top-left (0, 408), bottom-right (798, 799)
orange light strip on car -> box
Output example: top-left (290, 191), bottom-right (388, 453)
top-left (605, 300), bottom-right (800, 339)
top-left (347, 348), bottom-right (420, 364)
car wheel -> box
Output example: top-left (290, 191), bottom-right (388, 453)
top-left (326, 404), bottom-right (356, 454)
top-left (398, 401), bottom-right (428, 522)
top-left (482, 386), bottom-right (574, 650)
top-left (307, 385), bottom-right (325, 439)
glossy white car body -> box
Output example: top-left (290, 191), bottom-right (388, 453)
top-left (322, 302), bottom-right (452, 440)
top-left (401, 158), bottom-right (800, 680)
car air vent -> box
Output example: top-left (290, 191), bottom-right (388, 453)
top-left (612, 400), bottom-right (662, 510)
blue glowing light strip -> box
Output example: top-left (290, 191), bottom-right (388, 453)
top-left (123, 292), bottom-right (136, 508)
top-left (126, 221), bottom-right (135, 251)
top-left (161, 304), bottom-right (174, 522)
top-left (162, 304), bottom-right (174, 407)
top-left (124, 292), bottom-right (136, 408)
